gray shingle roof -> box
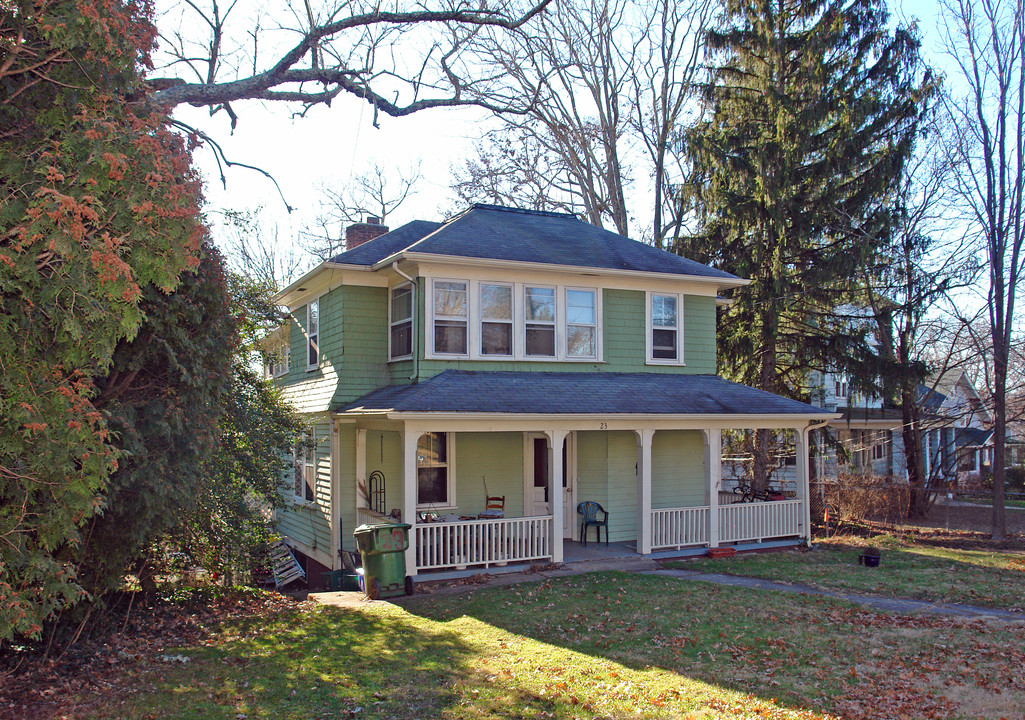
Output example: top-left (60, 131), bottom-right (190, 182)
top-left (329, 204), bottom-right (739, 281)
top-left (339, 370), bottom-right (832, 416)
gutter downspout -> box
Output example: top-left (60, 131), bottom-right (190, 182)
top-left (803, 419), bottom-right (831, 546)
top-left (392, 262), bottom-right (419, 383)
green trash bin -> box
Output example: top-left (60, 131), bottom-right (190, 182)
top-left (353, 523), bottom-right (414, 599)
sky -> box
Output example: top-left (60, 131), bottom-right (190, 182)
top-left (168, 0), bottom-right (953, 282)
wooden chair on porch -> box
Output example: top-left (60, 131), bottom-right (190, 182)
top-left (479, 496), bottom-right (505, 519)
top-left (577, 501), bottom-right (609, 546)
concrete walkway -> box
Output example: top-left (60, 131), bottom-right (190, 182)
top-left (644, 568), bottom-right (1025, 621)
top-left (313, 556), bottom-right (1025, 621)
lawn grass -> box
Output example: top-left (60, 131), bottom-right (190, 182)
top-left (90, 572), bottom-right (1025, 720)
top-left (664, 533), bottom-right (1025, 611)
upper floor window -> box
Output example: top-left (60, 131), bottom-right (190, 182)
top-left (265, 340), bottom-right (290, 379)
top-left (565, 289), bottom-right (596, 358)
top-left (525, 286), bottom-right (556, 357)
top-left (433, 280), bottom-right (468, 355)
top-left (480, 283), bottom-right (513, 356)
top-left (834, 376), bottom-right (850, 398)
top-left (390, 284), bottom-right (413, 359)
top-left (306, 299), bottom-right (320, 370)
top-left (647, 292), bottom-right (683, 364)
top-left (425, 279), bottom-right (601, 362)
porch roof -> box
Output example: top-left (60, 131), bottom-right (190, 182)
top-left (338, 370), bottom-right (834, 418)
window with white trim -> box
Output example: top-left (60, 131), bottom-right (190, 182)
top-left (648, 292), bottom-right (682, 363)
top-left (480, 283), bottom-right (513, 356)
top-left (390, 284), bottom-right (413, 359)
top-left (871, 431), bottom-right (887, 461)
top-left (294, 430), bottom-right (315, 503)
top-left (433, 280), bottom-right (468, 355)
top-left (416, 432), bottom-right (454, 507)
top-left (524, 285), bottom-right (556, 357)
top-left (265, 339), bottom-right (289, 378)
top-left (565, 289), bottom-right (597, 358)
top-left (834, 376), bottom-right (850, 399)
top-left (306, 299), bottom-right (320, 370)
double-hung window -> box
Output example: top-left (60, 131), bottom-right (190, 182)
top-left (294, 430), bottom-right (315, 503)
top-left (480, 283), bottom-right (513, 356)
top-left (306, 299), bottom-right (320, 370)
top-left (565, 289), bottom-right (597, 358)
top-left (416, 432), bottom-right (453, 507)
top-left (648, 293), bottom-right (682, 363)
top-left (267, 341), bottom-right (289, 378)
top-left (524, 286), bottom-right (556, 357)
top-left (390, 284), bottom-right (413, 359)
top-left (433, 280), bottom-right (468, 355)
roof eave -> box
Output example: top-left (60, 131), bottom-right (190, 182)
top-left (337, 410), bottom-right (838, 424)
top-left (372, 251), bottom-right (750, 289)
top-left (274, 261), bottom-right (376, 306)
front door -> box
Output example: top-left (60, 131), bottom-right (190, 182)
top-left (562, 433), bottom-right (577, 539)
top-left (528, 435), bottom-right (550, 516)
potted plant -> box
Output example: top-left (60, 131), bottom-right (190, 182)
top-left (859, 546), bottom-right (881, 567)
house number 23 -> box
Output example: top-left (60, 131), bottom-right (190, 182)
top-left (599, 422), bottom-right (608, 430)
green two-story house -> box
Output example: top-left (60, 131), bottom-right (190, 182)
top-left (270, 204), bottom-right (833, 581)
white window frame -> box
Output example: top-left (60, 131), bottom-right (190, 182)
top-left (416, 432), bottom-right (456, 510)
top-left (266, 340), bottom-right (289, 378)
top-left (523, 284), bottom-right (557, 358)
top-left (564, 287), bottom-right (598, 360)
top-left (871, 431), bottom-right (887, 461)
top-left (293, 430), bottom-right (316, 504)
top-left (646, 292), bottom-right (685, 365)
top-left (430, 279), bottom-right (469, 357)
top-left (389, 283), bottom-right (414, 360)
top-left (306, 297), bottom-right (321, 371)
top-left (479, 282), bottom-right (514, 357)
top-left (423, 279), bottom-right (602, 362)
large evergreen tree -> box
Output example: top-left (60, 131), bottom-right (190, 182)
top-left (680, 0), bottom-right (934, 484)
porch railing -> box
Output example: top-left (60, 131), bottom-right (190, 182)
top-left (415, 515), bottom-right (552, 571)
top-left (357, 506), bottom-right (393, 527)
top-left (651, 506), bottom-right (709, 550)
top-left (718, 500), bottom-right (801, 543)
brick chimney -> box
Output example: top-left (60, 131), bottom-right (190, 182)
top-left (345, 215), bottom-right (389, 250)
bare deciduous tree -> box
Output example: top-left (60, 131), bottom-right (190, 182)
top-left (304, 160), bottom-right (422, 260)
top-left (149, 1), bottom-right (551, 120)
top-left (939, 0), bottom-right (1025, 539)
top-left (461, 0), bottom-right (638, 235)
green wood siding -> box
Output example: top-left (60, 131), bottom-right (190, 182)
top-left (276, 417), bottom-right (332, 555)
top-left (651, 430), bottom-right (707, 508)
top-left (574, 430), bottom-right (637, 543)
top-left (277, 286), bottom-right (391, 411)
top-left (365, 430), bottom-right (403, 517)
top-left (453, 432), bottom-right (524, 517)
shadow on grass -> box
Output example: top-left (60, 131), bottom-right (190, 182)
top-left (399, 570), bottom-right (873, 716)
top-left (135, 600), bottom-right (564, 720)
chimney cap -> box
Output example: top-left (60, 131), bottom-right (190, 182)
top-left (366, 215), bottom-right (381, 225)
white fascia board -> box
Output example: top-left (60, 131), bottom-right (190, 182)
top-left (372, 251), bottom-right (750, 293)
top-left (362, 411), bottom-right (840, 432)
top-left (830, 417), bottom-right (903, 430)
top-left (275, 262), bottom-right (387, 308)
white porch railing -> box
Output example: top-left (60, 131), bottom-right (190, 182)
top-left (357, 506), bottom-right (393, 527)
top-left (415, 516), bottom-right (553, 571)
top-left (718, 500), bottom-right (801, 543)
top-left (651, 506), bottom-right (709, 550)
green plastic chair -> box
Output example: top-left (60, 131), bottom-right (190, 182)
top-left (577, 501), bottom-right (609, 546)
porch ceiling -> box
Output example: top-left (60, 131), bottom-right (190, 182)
top-left (338, 370), bottom-right (835, 422)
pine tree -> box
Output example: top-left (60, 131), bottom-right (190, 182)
top-left (680, 0), bottom-right (935, 485)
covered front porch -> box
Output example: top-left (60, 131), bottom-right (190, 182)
top-left (344, 422), bottom-right (819, 577)
top-left (337, 371), bottom-right (835, 577)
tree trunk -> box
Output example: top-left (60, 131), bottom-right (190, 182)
top-left (901, 387), bottom-right (929, 519)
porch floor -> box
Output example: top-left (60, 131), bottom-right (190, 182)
top-left (562, 540), bottom-right (637, 562)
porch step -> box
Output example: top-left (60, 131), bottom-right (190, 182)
top-left (268, 537), bottom-right (306, 589)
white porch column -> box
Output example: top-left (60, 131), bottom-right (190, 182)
top-left (636, 429), bottom-right (654, 555)
top-left (401, 429), bottom-right (419, 574)
top-left (355, 428), bottom-right (367, 516)
top-left (705, 428), bottom-right (721, 549)
top-left (795, 426), bottom-right (811, 546)
top-left (547, 429), bottom-right (568, 563)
